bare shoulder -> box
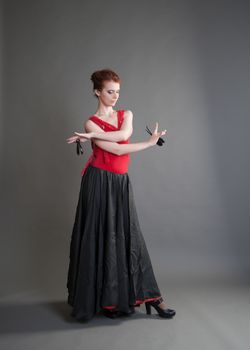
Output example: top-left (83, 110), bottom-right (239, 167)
top-left (120, 110), bottom-right (133, 136)
top-left (84, 119), bottom-right (94, 127)
top-left (123, 109), bottom-right (133, 119)
top-left (84, 118), bottom-right (104, 133)
top-left (123, 110), bottom-right (133, 125)
top-left (84, 119), bottom-right (93, 131)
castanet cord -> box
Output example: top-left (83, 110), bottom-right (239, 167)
top-left (145, 125), bottom-right (165, 146)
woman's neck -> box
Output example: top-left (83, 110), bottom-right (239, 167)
top-left (95, 106), bottom-right (115, 117)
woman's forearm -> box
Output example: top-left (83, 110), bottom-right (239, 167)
top-left (116, 141), bottom-right (153, 155)
top-left (92, 130), bottom-right (129, 142)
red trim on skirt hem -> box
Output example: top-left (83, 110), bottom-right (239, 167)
top-left (102, 296), bottom-right (162, 310)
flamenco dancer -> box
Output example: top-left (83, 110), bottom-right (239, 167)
top-left (66, 68), bottom-right (176, 321)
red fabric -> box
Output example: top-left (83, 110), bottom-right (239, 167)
top-left (81, 110), bottom-right (130, 175)
top-left (102, 296), bottom-right (162, 310)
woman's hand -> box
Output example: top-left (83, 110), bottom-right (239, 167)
top-left (148, 122), bottom-right (167, 146)
top-left (66, 131), bottom-right (93, 144)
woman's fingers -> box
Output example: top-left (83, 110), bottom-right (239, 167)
top-left (66, 135), bottom-right (79, 143)
top-left (67, 139), bottom-right (77, 144)
top-left (74, 131), bottom-right (92, 140)
top-left (154, 122), bottom-right (158, 133)
top-left (66, 136), bottom-right (77, 141)
top-left (66, 134), bottom-right (91, 144)
top-left (79, 138), bottom-right (88, 143)
top-left (74, 131), bottom-right (88, 137)
top-left (152, 122), bottom-right (167, 137)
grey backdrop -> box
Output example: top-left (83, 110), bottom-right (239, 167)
top-left (1, 0), bottom-right (250, 298)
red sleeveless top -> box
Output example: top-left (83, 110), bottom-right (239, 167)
top-left (81, 110), bottom-right (131, 175)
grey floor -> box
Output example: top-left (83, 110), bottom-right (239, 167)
top-left (0, 280), bottom-right (249, 350)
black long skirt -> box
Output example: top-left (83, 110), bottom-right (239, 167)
top-left (66, 164), bottom-right (162, 321)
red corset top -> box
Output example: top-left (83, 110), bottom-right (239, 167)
top-left (81, 109), bottom-right (131, 175)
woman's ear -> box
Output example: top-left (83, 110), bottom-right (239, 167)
top-left (94, 89), bottom-right (100, 97)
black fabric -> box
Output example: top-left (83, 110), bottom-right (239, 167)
top-left (66, 165), bottom-right (161, 321)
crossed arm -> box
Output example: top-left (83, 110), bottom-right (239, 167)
top-left (85, 110), bottom-right (133, 142)
top-left (66, 110), bottom-right (164, 155)
top-left (84, 110), bottom-right (153, 156)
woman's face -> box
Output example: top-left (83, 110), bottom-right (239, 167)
top-left (95, 80), bottom-right (120, 106)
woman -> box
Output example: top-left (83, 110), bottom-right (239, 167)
top-left (66, 68), bottom-right (176, 321)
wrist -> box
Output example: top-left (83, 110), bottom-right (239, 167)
top-left (147, 140), bottom-right (154, 147)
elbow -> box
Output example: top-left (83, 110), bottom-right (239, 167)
top-left (120, 133), bottom-right (127, 142)
top-left (128, 128), bottom-right (133, 139)
top-left (122, 129), bottom-right (133, 141)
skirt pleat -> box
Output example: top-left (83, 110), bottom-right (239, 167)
top-left (67, 165), bottom-right (161, 321)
